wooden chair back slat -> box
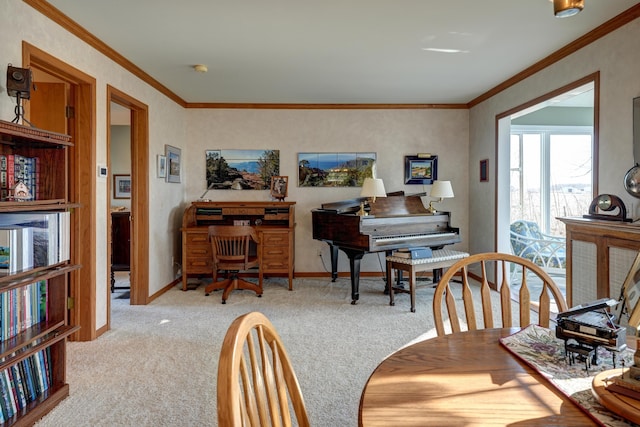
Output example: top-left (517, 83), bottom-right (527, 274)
top-left (218, 312), bottom-right (310, 427)
top-left (433, 252), bottom-right (568, 337)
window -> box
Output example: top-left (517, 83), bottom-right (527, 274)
top-left (510, 126), bottom-right (593, 237)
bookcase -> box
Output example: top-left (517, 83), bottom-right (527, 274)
top-left (0, 120), bottom-right (79, 425)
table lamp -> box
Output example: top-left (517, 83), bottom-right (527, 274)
top-left (427, 180), bottom-right (454, 214)
top-left (358, 178), bottom-right (386, 216)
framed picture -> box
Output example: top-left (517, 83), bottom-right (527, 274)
top-left (298, 152), bottom-right (376, 187)
top-left (165, 145), bottom-right (181, 183)
top-left (205, 149), bottom-right (280, 190)
top-left (404, 155), bottom-right (437, 185)
top-left (271, 176), bottom-right (288, 200)
top-left (620, 252), bottom-right (640, 329)
top-left (480, 159), bottom-right (489, 182)
top-left (114, 174), bottom-right (131, 199)
top-left (157, 155), bottom-right (167, 178)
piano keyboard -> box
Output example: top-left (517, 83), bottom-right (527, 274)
top-left (373, 232), bottom-right (457, 243)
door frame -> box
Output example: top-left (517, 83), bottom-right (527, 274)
top-left (494, 72), bottom-right (600, 253)
top-left (107, 85), bottom-right (149, 311)
top-left (23, 42), bottom-right (97, 341)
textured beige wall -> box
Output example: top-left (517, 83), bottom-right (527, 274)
top-left (185, 108), bottom-right (470, 273)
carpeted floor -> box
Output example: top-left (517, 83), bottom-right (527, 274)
top-left (35, 275), bottom-right (449, 426)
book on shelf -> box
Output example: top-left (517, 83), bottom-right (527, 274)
top-left (393, 247), bottom-right (433, 259)
top-left (0, 349), bottom-right (51, 418)
top-left (0, 227), bottom-right (34, 274)
top-left (0, 154), bottom-right (40, 201)
top-left (0, 280), bottom-right (48, 341)
top-left (0, 212), bottom-right (70, 268)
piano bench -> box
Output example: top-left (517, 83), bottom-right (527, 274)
top-left (386, 249), bottom-right (469, 313)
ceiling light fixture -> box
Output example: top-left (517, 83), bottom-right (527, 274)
top-left (553, 0), bottom-right (584, 18)
top-left (193, 64), bottom-right (208, 73)
top-left (422, 48), bottom-right (469, 54)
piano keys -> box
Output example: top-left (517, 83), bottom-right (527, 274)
top-left (312, 193), bottom-right (460, 304)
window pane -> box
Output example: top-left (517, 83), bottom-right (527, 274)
top-left (549, 134), bottom-right (592, 236)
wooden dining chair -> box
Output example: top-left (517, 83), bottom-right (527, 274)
top-left (432, 252), bottom-right (568, 337)
top-left (217, 311), bottom-right (310, 427)
top-left (204, 225), bottom-right (263, 304)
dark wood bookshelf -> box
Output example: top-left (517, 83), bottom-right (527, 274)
top-left (0, 121), bottom-right (79, 426)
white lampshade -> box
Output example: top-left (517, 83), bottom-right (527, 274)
top-left (553, 0), bottom-right (583, 18)
top-left (430, 180), bottom-right (454, 199)
top-left (361, 178), bottom-right (387, 199)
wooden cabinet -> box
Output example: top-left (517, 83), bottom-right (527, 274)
top-left (0, 120), bottom-right (79, 425)
top-left (181, 201), bottom-right (295, 291)
top-left (110, 211), bottom-right (131, 292)
top-left (559, 217), bottom-right (640, 307)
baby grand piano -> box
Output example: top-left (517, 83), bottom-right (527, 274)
top-left (312, 193), bottom-right (460, 304)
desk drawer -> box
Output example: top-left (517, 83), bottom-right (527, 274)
top-left (186, 232), bottom-right (208, 245)
top-left (261, 231), bottom-right (289, 246)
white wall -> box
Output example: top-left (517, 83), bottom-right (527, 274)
top-left (468, 18), bottom-right (640, 255)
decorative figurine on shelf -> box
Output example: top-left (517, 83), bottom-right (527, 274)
top-left (270, 176), bottom-right (288, 201)
top-left (11, 181), bottom-right (31, 201)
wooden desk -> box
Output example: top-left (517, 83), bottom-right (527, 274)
top-left (181, 201), bottom-right (295, 291)
top-left (359, 328), bottom-right (597, 426)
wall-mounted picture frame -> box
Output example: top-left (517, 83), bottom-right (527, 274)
top-left (404, 155), bottom-right (437, 185)
top-left (165, 145), bottom-right (181, 183)
top-left (157, 155), bottom-right (167, 178)
top-left (114, 174), bottom-right (131, 199)
top-left (480, 159), bottom-right (489, 182)
top-left (620, 252), bottom-right (640, 329)
top-left (205, 149), bottom-right (279, 190)
top-left (298, 152), bottom-right (376, 187)
top-left (270, 176), bottom-right (288, 201)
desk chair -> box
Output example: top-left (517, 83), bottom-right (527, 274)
top-left (217, 311), bottom-right (310, 427)
top-left (432, 252), bottom-right (568, 337)
top-left (204, 225), bottom-right (262, 304)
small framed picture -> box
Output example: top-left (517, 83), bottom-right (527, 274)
top-left (157, 155), bottom-right (167, 178)
top-left (404, 155), bottom-right (437, 185)
top-left (270, 176), bottom-right (288, 200)
top-left (165, 144), bottom-right (181, 183)
top-left (114, 174), bottom-right (131, 199)
top-left (480, 159), bottom-right (489, 182)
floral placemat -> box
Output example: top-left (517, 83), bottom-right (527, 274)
top-left (499, 324), bottom-right (638, 427)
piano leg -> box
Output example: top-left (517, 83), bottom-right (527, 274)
top-left (328, 243), bottom-right (339, 282)
top-left (341, 248), bottom-right (365, 304)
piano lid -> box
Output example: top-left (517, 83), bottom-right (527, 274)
top-left (557, 298), bottom-right (619, 319)
top-left (318, 193), bottom-right (433, 217)
top-left (369, 193), bottom-right (430, 217)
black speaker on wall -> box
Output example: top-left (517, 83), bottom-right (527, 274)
top-left (6, 65), bottom-right (32, 99)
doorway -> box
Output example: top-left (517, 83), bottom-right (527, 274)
top-left (495, 73), bottom-right (599, 302)
top-left (107, 86), bottom-right (150, 315)
top-left (109, 102), bottom-right (132, 303)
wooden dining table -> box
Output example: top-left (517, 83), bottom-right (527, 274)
top-left (359, 328), bottom-right (599, 426)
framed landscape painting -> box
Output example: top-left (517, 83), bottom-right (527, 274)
top-left (404, 155), bottom-right (437, 185)
top-left (205, 149), bottom-right (279, 190)
top-left (298, 152), bottom-right (376, 187)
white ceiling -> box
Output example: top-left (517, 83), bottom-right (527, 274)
top-left (45, 0), bottom-right (640, 105)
